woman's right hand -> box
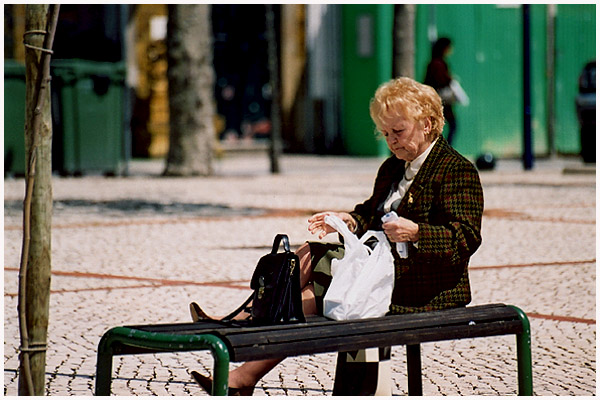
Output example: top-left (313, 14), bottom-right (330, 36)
top-left (308, 212), bottom-right (356, 239)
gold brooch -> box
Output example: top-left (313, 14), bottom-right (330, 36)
top-left (408, 193), bottom-right (414, 205)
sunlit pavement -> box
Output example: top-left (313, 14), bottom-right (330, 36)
top-left (4, 153), bottom-right (595, 396)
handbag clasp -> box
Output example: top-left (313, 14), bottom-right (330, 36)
top-left (258, 276), bottom-right (265, 299)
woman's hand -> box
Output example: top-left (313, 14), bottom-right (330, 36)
top-left (308, 212), bottom-right (356, 239)
top-left (382, 216), bottom-right (419, 242)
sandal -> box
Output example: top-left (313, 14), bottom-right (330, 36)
top-left (189, 302), bottom-right (211, 322)
top-left (190, 370), bottom-right (254, 396)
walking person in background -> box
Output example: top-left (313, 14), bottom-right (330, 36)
top-left (425, 37), bottom-right (459, 146)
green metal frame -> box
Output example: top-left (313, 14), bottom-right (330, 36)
top-left (405, 307), bottom-right (533, 396)
top-left (95, 327), bottom-right (230, 396)
top-left (509, 305), bottom-right (533, 396)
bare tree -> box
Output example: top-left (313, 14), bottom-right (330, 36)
top-left (163, 4), bottom-right (215, 176)
top-left (393, 5), bottom-right (416, 79)
top-left (19, 4), bottom-right (59, 395)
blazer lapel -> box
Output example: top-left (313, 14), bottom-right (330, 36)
top-left (397, 137), bottom-right (447, 212)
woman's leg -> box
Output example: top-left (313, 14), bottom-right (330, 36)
top-left (444, 106), bottom-right (457, 146)
top-left (296, 241), bottom-right (313, 287)
top-left (227, 358), bottom-right (284, 389)
top-left (226, 242), bottom-right (318, 388)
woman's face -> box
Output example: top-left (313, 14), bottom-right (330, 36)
top-left (380, 113), bottom-right (433, 162)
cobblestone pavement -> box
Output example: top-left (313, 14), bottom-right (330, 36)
top-left (4, 153), bottom-right (596, 396)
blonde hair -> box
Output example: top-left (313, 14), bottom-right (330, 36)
top-left (369, 77), bottom-right (445, 137)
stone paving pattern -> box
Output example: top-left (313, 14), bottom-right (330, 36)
top-left (4, 154), bottom-right (596, 396)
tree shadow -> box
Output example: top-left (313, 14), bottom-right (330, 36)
top-left (4, 199), bottom-right (266, 218)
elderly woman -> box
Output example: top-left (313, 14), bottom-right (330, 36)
top-left (190, 77), bottom-right (484, 395)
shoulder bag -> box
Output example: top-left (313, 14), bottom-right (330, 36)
top-left (221, 234), bottom-right (305, 325)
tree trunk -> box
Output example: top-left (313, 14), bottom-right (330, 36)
top-left (393, 5), bottom-right (416, 79)
top-left (19, 4), bottom-right (57, 395)
top-left (164, 4), bottom-right (215, 176)
top-left (266, 5), bottom-right (282, 173)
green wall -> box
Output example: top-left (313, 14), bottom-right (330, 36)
top-left (415, 4), bottom-right (595, 159)
top-left (554, 4), bottom-right (596, 154)
top-left (340, 4), bottom-right (393, 156)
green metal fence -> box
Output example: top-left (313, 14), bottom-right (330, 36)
top-left (51, 59), bottom-right (126, 175)
top-left (4, 59), bottom-right (127, 175)
top-left (4, 60), bottom-right (27, 175)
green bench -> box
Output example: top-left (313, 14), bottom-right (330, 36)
top-left (95, 303), bottom-right (532, 396)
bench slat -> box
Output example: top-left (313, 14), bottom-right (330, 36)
top-left (126, 303), bottom-right (515, 335)
top-left (117, 304), bottom-right (522, 362)
top-left (228, 320), bottom-right (523, 361)
top-left (219, 304), bottom-right (519, 347)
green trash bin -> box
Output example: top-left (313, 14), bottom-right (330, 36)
top-left (340, 4), bottom-right (393, 157)
top-left (51, 59), bottom-right (126, 175)
top-left (4, 60), bottom-right (27, 176)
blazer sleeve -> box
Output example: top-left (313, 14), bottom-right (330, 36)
top-left (350, 156), bottom-right (401, 237)
top-left (414, 159), bottom-right (483, 267)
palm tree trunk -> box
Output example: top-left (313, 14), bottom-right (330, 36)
top-left (164, 4), bottom-right (215, 176)
top-left (393, 5), bottom-right (416, 79)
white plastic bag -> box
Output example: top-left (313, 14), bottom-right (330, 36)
top-left (438, 79), bottom-right (470, 106)
top-left (322, 215), bottom-right (395, 320)
top-left (449, 79), bottom-right (470, 106)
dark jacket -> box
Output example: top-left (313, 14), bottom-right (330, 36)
top-left (350, 137), bottom-right (484, 313)
top-left (424, 57), bottom-right (452, 91)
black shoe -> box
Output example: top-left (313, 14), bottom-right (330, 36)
top-left (190, 370), bottom-right (254, 396)
top-left (189, 302), bottom-right (211, 322)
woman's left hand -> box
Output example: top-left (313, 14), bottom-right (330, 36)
top-left (308, 211), bottom-right (356, 239)
top-left (382, 216), bottom-right (420, 242)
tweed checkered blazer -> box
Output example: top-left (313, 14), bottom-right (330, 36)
top-left (350, 137), bottom-right (484, 314)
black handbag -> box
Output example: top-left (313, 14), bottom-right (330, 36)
top-left (222, 234), bottom-right (305, 325)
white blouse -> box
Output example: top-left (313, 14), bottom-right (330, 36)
top-left (383, 138), bottom-right (438, 213)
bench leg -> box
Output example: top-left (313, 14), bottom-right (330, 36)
top-left (406, 344), bottom-right (422, 396)
top-left (209, 341), bottom-right (230, 396)
top-left (509, 306), bottom-right (533, 396)
top-left (95, 329), bottom-right (117, 396)
top-left (95, 348), bottom-right (114, 396)
top-left (94, 327), bottom-right (230, 396)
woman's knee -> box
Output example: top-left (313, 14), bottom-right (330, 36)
top-left (301, 283), bottom-right (318, 316)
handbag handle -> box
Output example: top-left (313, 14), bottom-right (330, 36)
top-left (271, 234), bottom-right (290, 254)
